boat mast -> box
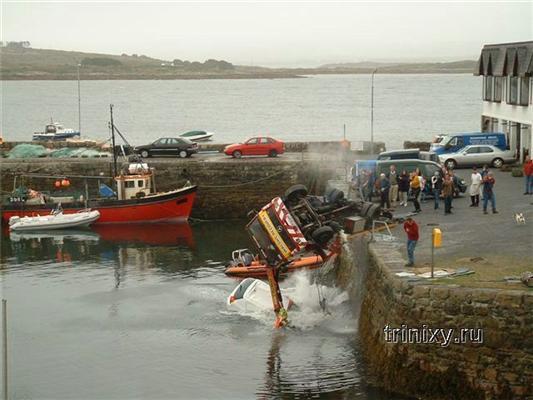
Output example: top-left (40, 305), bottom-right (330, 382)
top-left (110, 104), bottom-right (118, 178)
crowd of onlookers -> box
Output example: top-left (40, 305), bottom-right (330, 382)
top-left (354, 161), bottom-right (514, 215)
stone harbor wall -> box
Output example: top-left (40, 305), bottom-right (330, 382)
top-left (337, 234), bottom-right (532, 400)
top-left (0, 158), bottom-right (338, 220)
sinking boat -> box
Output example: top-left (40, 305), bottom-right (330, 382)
top-left (224, 248), bottom-right (322, 278)
top-left (9, 209), bottom-right (100, 232)
top-left (179, 130), bottom-right (214, 142)
top-left (227, 278), bottom-right (294, 314)
top-left (32, 120), bottom-right (80, 141)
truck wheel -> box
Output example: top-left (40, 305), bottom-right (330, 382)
top-left (140, 150), bottom-right (150, 158)
top-left (492, 158), bottom-right (503, 168)
top-left (325, 221), bottom-right (342, 233)
top-left (284, 184), bottom-right (308, 203)
top-left (311, 226), bottom-right (335, 246)
top-left (327, 188), bottom-right (344, 204)
top-left (233, 150), bottom-right (242, 159)
top-left (179, 150), bottom-right (188, 158)
top-left (445, 159), bottom-right (456, 169)
top-left (269, 150), bottom-right (278, 157)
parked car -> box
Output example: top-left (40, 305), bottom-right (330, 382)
top-left (377, 149), bottom-right (439, 163)
top-left (439, 145), bottom-right (516, 169)
top-left (430, 132), bottom-right (507, 155)
top-left (134, 137), bottom-right (198, 158)
top-left (224, 137), bottom-right (284, 158)
top-left (376, 159), bottom-right (467, 197)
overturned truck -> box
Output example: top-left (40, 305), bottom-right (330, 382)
top-left (244, 184), bottom-right (384, 327)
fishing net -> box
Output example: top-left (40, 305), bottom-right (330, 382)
top-left (7, 144), bottom-right (49, 158)
top-left (49, 147), bottom-right (111, 158)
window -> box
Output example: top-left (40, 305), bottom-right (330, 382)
top-left (125, 181), bottom-right (135, 188)
top-left (484, 76), bottom-right (493, 101)
top-left (137, 180), bottom-right (144, 187)
top-left (494, 77), bottom-right (502, 102)
top-left (154, 138), bottom-right (165, 145)
top-left (520, 77), bottom-right (530, 106)
top-left (246, 138), bottom-right (259, 145)
top-left (465, 147), bottom-right (480, 154)
top-left (168, 138), bottom-right (178, 145)
top-left (479, 147), bottom-right (494, 153)
top-left (509, 76), bottom-right (518, 105)
top-left (259, 138), bottom-right (270, 144)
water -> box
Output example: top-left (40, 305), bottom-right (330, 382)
top-left (1, 74), bottom-right (481, 148)
top-left (0, 221), bottom-right (407, 399)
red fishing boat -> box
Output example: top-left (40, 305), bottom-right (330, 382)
top-left (1, 105), bottom-right (197, 225)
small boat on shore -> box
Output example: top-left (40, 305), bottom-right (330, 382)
top-left (9, 208), bottom-right (100, 232)
top-left (179, 130), bottom-right (214, 142)
top-left (224, 249), bottom-right (323, 278)
top-left (33, 121), bottom-right (80, 141)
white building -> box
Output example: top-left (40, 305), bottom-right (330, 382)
top-left (475, 41), bottom-right (533, 163)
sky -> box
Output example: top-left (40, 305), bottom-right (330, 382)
top-left (1, 1), bottom-right (532, 67)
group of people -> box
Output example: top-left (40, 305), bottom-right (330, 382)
top-left (368, 165), bottom-right (457, 215)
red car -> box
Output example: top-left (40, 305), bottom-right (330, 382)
top-left (224, 137), bottom-right (285, 158)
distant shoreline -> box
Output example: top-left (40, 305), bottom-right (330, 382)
top-left (1, 70), bottom-right (474, 81)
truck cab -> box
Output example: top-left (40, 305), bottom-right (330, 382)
top-left (430, 132), bottom-right (507, 155)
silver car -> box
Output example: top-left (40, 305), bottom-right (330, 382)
top-left (439, 145), bottom-right (516, 169)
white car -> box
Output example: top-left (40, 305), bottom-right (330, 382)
top-left (439, 145), bottom-right (516, 169)
top-left (227, 278), bottom-right (294, 313)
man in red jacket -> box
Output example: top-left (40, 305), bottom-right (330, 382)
top-left (524, 155), bottom-right (533, 195)
top-left (403, 217), bottom-right (419, 267)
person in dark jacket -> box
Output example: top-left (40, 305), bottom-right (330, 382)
top-left (377, 173), bottom-right (391, 209)
top-left (398, 170), bottom-right (410, 207)
top-left (482, 171), bottom-right (498, 214)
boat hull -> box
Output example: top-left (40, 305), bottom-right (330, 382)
top-left (9, 211), bottom-right (100, 231)
top-left (32, 132), bottom-right (81, 141)
top-left (225, 255), bottom-right (322, 278)
top-left (1, 186), bottom-right (197, 225)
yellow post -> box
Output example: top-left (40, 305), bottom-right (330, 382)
top-left (431, 228), bottom-right (442, 278)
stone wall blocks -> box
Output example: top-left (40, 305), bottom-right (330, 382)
top-left (430, 286), bottom-right (450, 300)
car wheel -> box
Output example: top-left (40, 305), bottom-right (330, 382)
top-left (179, 150), bottom-right (188, 158)
top-left (492, 158), bottom-right (504, 168)
top-left (311, 226), bottom-right (335, 246)
top-left (233, 150), bottom-right (242, 159)
top-left (269, 150), bottom-right (278, 157)
top-left (445, 159), bottom-right (457, 169)
top-left (140, 150), bottom-right (150, 158)
top-left (284, 184), bottom-right (308, 203)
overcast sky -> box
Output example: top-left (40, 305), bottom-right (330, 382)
top-left (2, 1), bottom-right (532, 67)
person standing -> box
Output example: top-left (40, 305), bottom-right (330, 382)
top-left (377, 173), bottom-right (391, 209)
top-left (469, 167), bottom-right (482, 207)
top-left (482, 171), bottom-right (498, 214)
top-left (398, 170), bottom-right (410, 207)
top-left (388, 165), bottom-right (399, 207)
top-left (442, 174), bottom-right (454, 215)
top-left (523, 155), bottom-right (533, 195)
top-left (409, 171), bottom-right (421, 213)
top-left (430, 171), bottom-right (443, 210)
top-left (403, 217), bottom-right (419, 267)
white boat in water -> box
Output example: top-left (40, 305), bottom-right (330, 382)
top-left (9, 209), bottom-right (100, 231)
top-left (33, 121), bottom-right (81, 141)
top-left (227, 278), bottom-right (294, 314)
top-left (179, 130), bottom-right (214, 142)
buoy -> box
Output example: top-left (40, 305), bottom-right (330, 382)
top-left (61, 179), bottom-right (70, 187)
top-left (54, 180), bottom-right (61, 188)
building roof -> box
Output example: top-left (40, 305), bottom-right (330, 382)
top-left (475, 41), bottom-right (533, 77)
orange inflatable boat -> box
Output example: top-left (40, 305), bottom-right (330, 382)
top-left (224, 249), bottom-right (323, 278)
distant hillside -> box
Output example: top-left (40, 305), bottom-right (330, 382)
top-left (319, 60), bottom-right (477, 73)
top-left (0, 46), bottom-right (477, 80)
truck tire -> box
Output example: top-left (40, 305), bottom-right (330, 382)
top-left (311, 226), bottom-right (335, 246)
top-left (284, 184), bottom-right (308, 203)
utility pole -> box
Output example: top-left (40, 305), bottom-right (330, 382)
top-left (77, 63), bottom-right (82, 136)
top-left (370, 68), bottom-right (377, 155)
top-left (2, 299), bottom-right (7, 400)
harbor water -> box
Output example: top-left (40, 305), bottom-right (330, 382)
top-left (1, 74), bottom-right (480, 148)
top-left (0, 221), bottom-right (407, 399)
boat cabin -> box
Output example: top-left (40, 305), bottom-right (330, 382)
top-left (115, 163), bottom-right (155, 200)
top-left (45, 123), bottom-right (62, 134)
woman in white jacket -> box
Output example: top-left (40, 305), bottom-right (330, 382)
top-left (469, 166), bottom-right (482, 207)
